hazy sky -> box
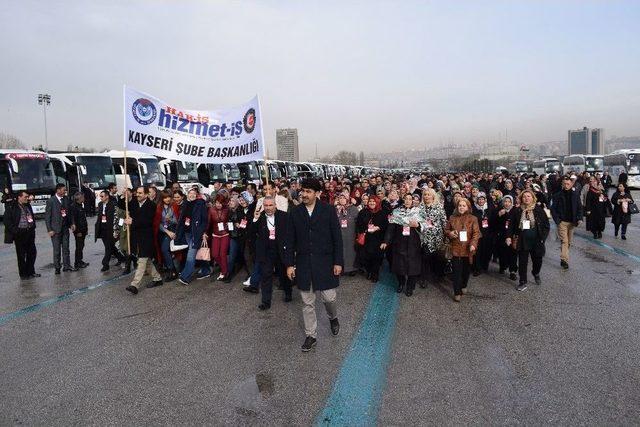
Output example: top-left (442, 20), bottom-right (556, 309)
top-left (1, 0), bottom-right (639, 159)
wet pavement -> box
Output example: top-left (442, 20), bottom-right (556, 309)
top-left (1, 214), bottom-right (640, 425)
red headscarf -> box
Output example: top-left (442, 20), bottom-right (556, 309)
top-left (368, 195), bottom-right (382, 213)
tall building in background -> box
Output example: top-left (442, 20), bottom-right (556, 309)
top-left (568, 127), bottom-right (604, 155)
top-left (276, 128), bottom-right (299, 162)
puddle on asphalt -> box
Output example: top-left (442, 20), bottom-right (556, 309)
top-left (583, 252), bottom-right (608, 263)
top-left (228, 373), bottom-right (274, 417)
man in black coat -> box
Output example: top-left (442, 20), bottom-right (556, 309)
top-left (124, 186), bottom-right (162, 294)
top-left (247, 196), bottom-right (291, 310)
top-left (3, 190), bottom-right (40, 279)
top-left (95, 190), bottom-right (124, 272)
top-left (69, 192), bottom-right (89, 269)
top-left (285, 178), bottom-right (344, 352)
top-left (551, 176), bottom-right (584, 269)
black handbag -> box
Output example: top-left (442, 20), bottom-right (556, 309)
top-left (629, 202), bottom-right (640, 215)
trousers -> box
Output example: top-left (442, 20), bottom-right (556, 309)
top-left (556, 221), bottom-right (575, 262)
top-left (51, 229), bottom-right (71, 269)
top-left (74, 233), bottom-right (85, 266)
top-left (518, 250), bottom-right (542, 283)
top-left (130, 257), bottom-right (162, 288)
top-left (452, 256), bottom-right (471, 296)
top-left (300, 288), bottom-right (337, 339)
top-left (211, 235), bottom-right (230, 275)
top-left (259, 251), bottom-right (291, 305)
top-left (14, 228), bottom-right (36, 277)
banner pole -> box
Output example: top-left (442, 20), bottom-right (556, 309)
top-left (122, 85), bottom-right (131, 257)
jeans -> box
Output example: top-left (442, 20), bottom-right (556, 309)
top-left (160, 234), bottom-right (175, 270)
top-left (614, 223), bottom-right (628, 236)
top-left (227, 238), bottom-right (242, 277)
top-left (179, 234), bottom-right (211, 282)
top-left (249, 261), bottom-right (262, 288)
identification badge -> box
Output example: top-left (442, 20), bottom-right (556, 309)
top-left (101, 215), bottom-right (107, 223)
top-left (185, 217), bottom-right (191, 227)
top-left (482, 218), bottom-right (489, 228)
top-left (426, 219), bottom-right (434, 228)
top-left (402, 226), bottom-right (410, 236)
top-left (118, 218), bottom-right (124, 226)
top-left (505, 220), bottom-right (510, 230)
top-left (340, 219), bottom-right (348, 228)
top-left (239, 219), bottom-right (247, 229)
top-left (217, 222), bottom-right (225, 231)
top-left (26, 214), bottom-right (33, 223)
top-left (227, 222), bottom-right (234, 231)
top-left (459, 230), bottom-right (468, 242)
top-left (599, 195), bottom-right (605, 202)
top-left (269, 229), bottom-right (276, 240)
top-left (522, 220), bottom-right (531, 230)
top-left (61, 208), bottom-right (67, 218)
top-left (368, 224), bottom-right (375, 233)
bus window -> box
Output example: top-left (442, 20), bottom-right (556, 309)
top-left (0, 161), bottom-right (10, 193)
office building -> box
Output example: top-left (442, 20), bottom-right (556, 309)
top-left (276, 128), bottom-right (299, 162)
top-left (568, 127), bottom-right (604, 155)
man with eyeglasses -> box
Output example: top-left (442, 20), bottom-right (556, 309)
top-left (3, 190), bottom-right (40, 279)
top-left (123, 186), bottom-right (162, 294)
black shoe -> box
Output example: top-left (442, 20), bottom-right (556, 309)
top-left (258, 303), bottom-right (271, 311)
top-left (20, 275), bottom-right (30, 280)
top-left (284, 295), bottom-right (292, 303)
top-left (77, 262), bottom-right (89, 269)
top-left (509, 272), bottom-right (517, 281)
top-left (126, 285), bottom-right (138, 295)
top-left (405, 289), bottom-right (414, 297)
top-left (516, 282), bottom-right (528, 292)
top-left (165, 271), bottom-right (178, 282)
top-left (222, 275), bottom-right (232, 283)
top-left (534, 275), bottom-right (541, 285)
top-left (366, 272), bottom-right (372, 280)
top-left (472, 270), bottom-right (480, 277)
top-left (146, 279), bottom-right (163, 288)
top-left (63, 266), bottom-right (77, 272)
top-left (561, 260), bottom-right (569, 270)
top-left (396, 284), bottom-right (404, 293)
top-left (243, 286), bottom-right (259, 294)
top-left (301, 336), bottom-right (317, 352)
top-left (30, 273), bottom-right (41, 278)
top-left (55, 268), bottom-right (61, 275)
top-left (330, 318), bottom-right (340, 336)
top-left (123, 267), bottom-right (131, 274)
top-left (622, 235), bottom-right (627, 240)
top-left (346, 271), bottom-right (357, 277)
top-left (419, 281), bottom-right (427, 289)
top-left (101, 266), bottom-right (109, 272)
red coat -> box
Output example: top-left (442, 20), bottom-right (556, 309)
top-left (208, 207), bottom-right (230, 237)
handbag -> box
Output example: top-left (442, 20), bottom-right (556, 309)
top-left (196, 238), bottom-right (211, 261)
top-left (356, 233), bottom-right (366, 246)
top-left (629, 202), bottom-right (639, 215)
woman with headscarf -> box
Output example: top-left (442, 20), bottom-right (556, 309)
top-left (585, 175), bottom-right (609, 239)
top-left (336, 193), bottom-right (359, 276)
top-left (208, 194), bottom-right (230, 281)
top-left (381, 193), bottom-right (425, 296)
top-left (355, 195), bottom-right (388, 282)
top-left (496, 195), bottom-right (518, 281)
top-left (419, 188), bottom-right (446, 288)
top-left (445, 198), bottom-right (480, 302)
top-left (506, 190), bottom-right (550, 291)
top-left (472, 192), bottom-right (496, 275)
top-left (611, 183), bottom-right (634, 239)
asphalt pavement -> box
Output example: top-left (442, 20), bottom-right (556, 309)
top-left (1, 209), bottom-right (639, 425)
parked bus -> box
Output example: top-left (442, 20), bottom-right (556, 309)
top-left (238, 161), bottom-right (262, 184)
top-left (158, 159), bottom-right (207, 194)
top-left (562, 154), bottom-right (604, 175)
top-left (510, 161), bottom-right (532, 174)
top-left (49, 153), bottom-right (116, 203)
top-left (0, 150), bottom-right (57, 216)
top-left (108, 150), bottom-right (166, 190)
top-left (604, 149), bottom-right (640, 188)
top-left (199, 163), bottom-right (241, 186)
top-left (532, 158), bottom-right (562, 175)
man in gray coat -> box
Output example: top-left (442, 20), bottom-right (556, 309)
top-left (45, 183), bottom-right (76, 274)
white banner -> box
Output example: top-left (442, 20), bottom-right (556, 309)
top-left (124, 86), bottom-right (264, 164)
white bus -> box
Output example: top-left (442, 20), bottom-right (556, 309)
top-left (107, 150), bottom-right (166, 190)
top-left (604, 149), bottom-right (640, 188)
top-left (562, 154), bottom-right (604, 175)
top-left (0, 150), bottom-right (57, 216)
top-left (532, 158), bottom-right (562, 175)
top-left (510, 161), bottom-right (531, 174)
top-left (49, 153), bottom-right (116, 204)
top-left (158, 159), bottom-right (207, 194)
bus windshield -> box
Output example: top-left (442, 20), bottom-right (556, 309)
top-left (242, 162), bottom-right (261, 180)
top-left (586, 158), bottom-right (603, 171)
top-left (515, 162), bottom-right (528, 172)
top-left (628, 155), bottom-right (640, 174)
top-left (139, 158), bottom-right (165, 187)
top-left (227, 164), bottom-right (241, 180)
top-left (10, 157), bottom-right (56, 191)
top-left (547, 160), bottom-right (562, 172)
top-left (77, 156), bottom-right (115, 188)
top-left (175, 162), bottom-right (199, 182)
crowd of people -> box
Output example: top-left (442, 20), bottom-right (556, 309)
top-left (2, 169), bottom-right (636, 349)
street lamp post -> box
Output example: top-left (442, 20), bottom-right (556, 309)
top-left (38, 93), bottom-right (51, 152)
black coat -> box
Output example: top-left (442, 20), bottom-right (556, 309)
top-left (129, 198), bottom-right (157, 258)
top-left (384, 221), bottom-right (422, 276)
top-left (249, 210), bottom-right (288, 263)
top-left (551, 188), bottom-right (584, 226)
top-left (507, 206), bottom-right (550, 257)
top-left (611, 191), bottom-right (633, 225)
top-left (95, 200), bottom-right (117, 241)
top-left (356, 209), bottom-right (388, 256)
top-left (472, 204), bottom-right (497, 237)
top-left (585, 190), bottom-right (609, 233)
top-left (285, 201), bottom-right (344, 292)
top-left (3, 202), bottom-right (35, 244)
top-left (70, 202), bottom-right (88, 235)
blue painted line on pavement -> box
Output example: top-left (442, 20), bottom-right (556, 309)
top-left (575, 231), bottom-right (640, 263)
top-left (316, 266), bottom-right (400, 427)
top-left (0, 273), bottom-right (131, 327)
